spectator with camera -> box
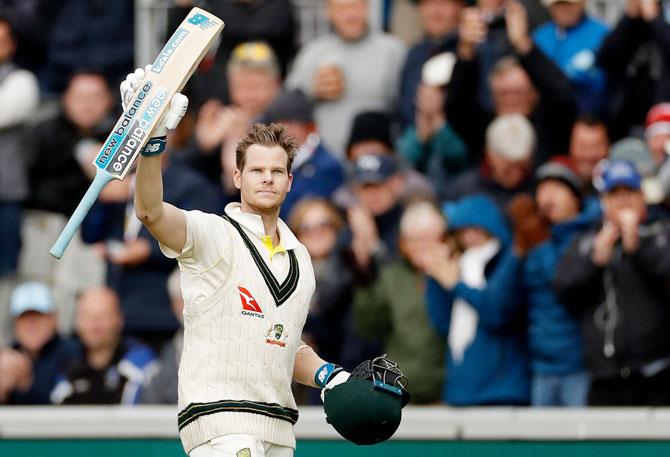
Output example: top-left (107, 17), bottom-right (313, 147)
top-left (554, 159), bottom-right (670, 406)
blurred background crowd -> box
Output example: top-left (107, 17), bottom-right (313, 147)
top-left (2, 0), bottom-right (670, 409)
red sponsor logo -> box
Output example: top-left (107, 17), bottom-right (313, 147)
top-left (239, 286), bottom-right (264, 318)
top-left (265, 339), bottom-right (286, 347)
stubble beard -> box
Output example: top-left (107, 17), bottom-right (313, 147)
top-left (243, 190), bottom-right (285, 217)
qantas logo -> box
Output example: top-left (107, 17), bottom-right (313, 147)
top-left (239, 286), bottom-right (264, 318)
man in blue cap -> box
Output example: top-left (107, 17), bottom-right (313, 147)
top-left (0, 282), bottom-right (78, 404)
top-left (554, 159), bottom-right (670, 406)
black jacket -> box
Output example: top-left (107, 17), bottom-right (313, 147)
top-left (167, 0), bottom-right (297, 106)
top-left (597, 14), bottom-right (670, 140)
top-left (54, 339), bottom-right (155, 405)
top-left (25, 112), bottom-right (112, 216)
top-left (442, 165), bottom-right (533, 212)
top-left (553, 217), bottom-right (670, 380)
top-left (9, 336), bottom-right (81, 405)
top-left (446, 45), bottom-right (576, 165)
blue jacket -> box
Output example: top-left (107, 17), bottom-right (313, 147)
top-left (523, 198), bottom-right (601, 375)
top-left (280, 141), bottom-right (344, 220)
top-left (533, 16), bottom-right (609, 114)
top-left (427, 195), bottom-right (529, 406)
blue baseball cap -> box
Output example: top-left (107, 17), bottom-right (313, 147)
top-left (353, 154), bottom-right (399, 185)
top-left (10, 282), bottom-right (56, 317)
top-left (595, 159), bottom-right (642, 193)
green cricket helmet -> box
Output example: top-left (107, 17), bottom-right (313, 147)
top-left (323, 355), bottom-right (410, 445)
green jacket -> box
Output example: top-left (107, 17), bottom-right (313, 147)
top-left (353, 260), bottom-right (445, 404)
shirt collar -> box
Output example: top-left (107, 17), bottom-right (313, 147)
top-left (293, 133), bottom-right (320, 170)
top-left (224, 202), bottom-right (300, 251)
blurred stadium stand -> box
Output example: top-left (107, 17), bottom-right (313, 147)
top-left (134, 0), bottom-right (387, 67)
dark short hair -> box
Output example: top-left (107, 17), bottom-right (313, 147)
top-left (65, 69), bottom-right (112, 92)
top-left (573, 113), bottom-right (609, 141)
top-left (235, 123), bottom-right (299, 171)
top-left (574, 113), bottom-right (606, 128)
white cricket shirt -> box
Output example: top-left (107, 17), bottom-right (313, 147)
top-left (160, 203), bottom-right (315, 453)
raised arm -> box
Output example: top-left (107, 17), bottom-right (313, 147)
top-left (134, 156), bottom-right (186, 253)
top-left (120, 67), bottom-right (189, 253)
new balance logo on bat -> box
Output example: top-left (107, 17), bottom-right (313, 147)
top-left (188, 12), bottom-right (218, 30)
top-left (239, 286), bottom-right (264, 318)
top-left (96, 82), bottom-right (152, 168)
top-left (104, 87), bottom-right (168, 175)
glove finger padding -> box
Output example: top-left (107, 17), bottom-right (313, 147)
top-left (149, 92), bottom-right (189, 140)
top-left (120, 67), bottom-right (147, 111)
top-left (323, 355), bottom-right (410, 445)
top-left (164, 93), bottom-right (189, 130)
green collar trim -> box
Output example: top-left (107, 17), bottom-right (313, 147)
top-left (223, 214), bottom-right (299, 307)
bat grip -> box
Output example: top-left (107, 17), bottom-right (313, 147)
top-left (49, 170), bottom-right (114, 259)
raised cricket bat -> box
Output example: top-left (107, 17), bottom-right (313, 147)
top-left (49, 8), bottom-right (224, 259)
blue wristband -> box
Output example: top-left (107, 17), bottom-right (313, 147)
top-left (315, 363), bottom-right (336, 388)
top-left (140, 136), bottom-right (167, 156)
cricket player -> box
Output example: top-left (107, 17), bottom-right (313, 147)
top-left (121, 69), bottom-right (350, 456)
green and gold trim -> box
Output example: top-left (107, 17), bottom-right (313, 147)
top-left (178, 399), bottom-right (299, 430)
top-left (223, 214), bottom-right (299, 307)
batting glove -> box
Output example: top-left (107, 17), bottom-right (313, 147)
top-left (315, 363), bottom-right (350, 403)
top-left (120, 66), bottom-right (189, 156)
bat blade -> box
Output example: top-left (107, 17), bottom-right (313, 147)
top-left (49, 7), bottom-right (224, 259)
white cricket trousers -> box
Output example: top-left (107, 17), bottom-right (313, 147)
top-left (189, 434), bottom-right (293, 457)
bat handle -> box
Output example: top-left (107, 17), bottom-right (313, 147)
top-left (49, 170), bottom-right (114, 259)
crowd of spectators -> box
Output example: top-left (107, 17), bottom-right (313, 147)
top-left (2, 0), bottom-right (670, 409)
